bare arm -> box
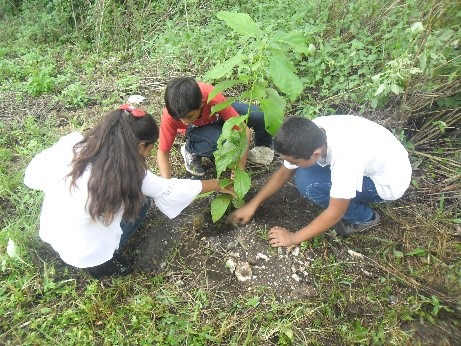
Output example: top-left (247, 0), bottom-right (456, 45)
top-left (227, 165), bottom-right (295, 225)
top-left (201, 179), bottom-right (236, 197)
top-left (268, 198), bottom-right (350, 247)
top-left (157, 149), bottom-right (171, 178)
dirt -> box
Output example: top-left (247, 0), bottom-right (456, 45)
top-left (119, 141), bottom-right (461, 345)
top-left (130, 157), bottom-right (320, 300)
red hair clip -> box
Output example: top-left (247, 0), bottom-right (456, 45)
top-left (119, 103), bottom-right (146, 118)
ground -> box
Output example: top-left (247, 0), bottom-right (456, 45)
top-left (121, 149), bottom-right (460, 345)
top-left (130, 158), bottom-right (320, 300)
top-left (6, 90), bottom-right (459, 345)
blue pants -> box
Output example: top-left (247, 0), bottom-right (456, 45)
top-left (185, 102), bottom-right (273, 157)
top-left (119, 198), bottom-right (151, 248)
top-left (294, 164), bottom-right (384, 224)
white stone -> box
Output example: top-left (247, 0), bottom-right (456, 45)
top-left (256, 252), bottom-right (269, 261)
top-left (292, 247), bottom-right (300, 257)
top-left (347, 249), bottom-right (365, 260)
top-left (247, 146), bottom-right (274, 165)
top-left (234, 262), bottom-right (252, 282)
top-left (225, 258), bottom-right (237, 273)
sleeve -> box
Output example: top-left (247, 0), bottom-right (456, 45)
top-left (24, 132), bottom-right (82, 191)
top-left (283, 160), bottom-right (299, 170)
top-left (141, 170), bottom-right (202, 219)
top-left (158, 108), bottom-right (179, 152)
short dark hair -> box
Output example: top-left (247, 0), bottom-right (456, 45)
top-left (164, 77), bottom-right (202, 120)
top-left (273, 116), bottom-right (326, 159)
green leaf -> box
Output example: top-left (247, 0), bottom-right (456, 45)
top-left (393, 249), bottom-right (404, 258)
top-left (267, 53), bottom-right (303, 101)
top-left (246, 296), bottom-right (260, 308)
top-left (374, 83), bottom-right (387, 96)
top-left (207, 80), bottom-right (243, 103)
top-left (232, 196), bottom-right (245, 208)
top-left (211, 99), bottom-right (235, 115)
top-left (205, 54), bottom-right (245, 80)
top-left (277, 30), bottom-right (311, 55)
top-left (234, 168), bottom-right (251, 198)
top-left (221, 114), bottom-right (248, 132)
top-left (390, 84), bottom-right (403, 94)
top-left (259, 88), bottom-right (285, 135)
top-left (251, 82), bottom-right (268, 99)
top-left (370, 98), bottom-right (378, 109)
top-left (405, 248), bottom-right (427, 257)
top-left (211, 194), bottom-right (232, 222)
top-left (418, 53), bottom-right (427, 71)
top-left (216, 11), bottom-right (262, 38)
top-left (219, 178), bottom-right (233, 189)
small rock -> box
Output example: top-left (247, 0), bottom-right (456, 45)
top-left (225, 258), bottom-right (237, 273)
top-left (286, 245), bottom-right (295, 254)
top-left (291, 273), bottom-right (300, 282)
top-left (226, 240), bottom-right (239, 250)
top-left (286, 286), bottom-right (317, 301)
top-left (292, 247), bottom-right (300, 257)
top-left (247, 146), bottom-right (274, 165)
top-left (347, 249), bottom-right (364, 260)
top-left (235, 262), bottom-right (252, 282)
top-left (256, 252), bottom-right (269, 261)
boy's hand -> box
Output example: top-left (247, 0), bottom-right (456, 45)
top-left (268, 226), bottom-right (296, 247)
top-left (227, 204), bottom-right (256, 226)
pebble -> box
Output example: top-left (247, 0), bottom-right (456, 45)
top-left (256, 252), bottom-right (269, 261)
top-left (235, 262), bottom-right (252, 282)
top-left (225, 258), bottom-right (237, 273)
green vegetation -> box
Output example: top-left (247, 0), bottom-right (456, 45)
top-left (1, 0), bottom-right (460, 344)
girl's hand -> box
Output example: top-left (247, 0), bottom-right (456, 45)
top-left (268, 226), bottom-right (296, 247)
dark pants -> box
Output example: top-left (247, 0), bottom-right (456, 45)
top-left (294, 164), bottom-right (384, 224)
top-left (119, 197), bottom-right (151, 248)
top-left (185, 102), bottom-right (273, 157)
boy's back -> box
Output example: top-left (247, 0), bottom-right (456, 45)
top-left (311, 115), bottom-right (411, 200)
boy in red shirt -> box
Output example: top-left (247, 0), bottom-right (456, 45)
top-left (157, 76), bottom-right (273, 177)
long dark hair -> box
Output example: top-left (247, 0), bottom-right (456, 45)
top-left (67, 109), bottom-right (159, 225)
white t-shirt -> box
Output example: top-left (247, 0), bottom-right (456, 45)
top-left (283, 115), bottom-right (412, 201)
top-left (24, 132), bottom-right (202, 268)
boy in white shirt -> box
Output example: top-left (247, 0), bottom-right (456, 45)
top-left (227, 115), bottom-right (412, 247)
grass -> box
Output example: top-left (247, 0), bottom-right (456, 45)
top-left (1, 0), bottom-right (460, 344)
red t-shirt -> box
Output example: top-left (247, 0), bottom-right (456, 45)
top-left (158, 82), bottom-right (239, 152)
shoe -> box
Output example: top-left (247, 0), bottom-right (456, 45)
top-left (88, 257), bottom-right (131, 279)
top-left (335, 210), bottom-right (381, 236)
top-left (180, 144), bottom-right (205, 176)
